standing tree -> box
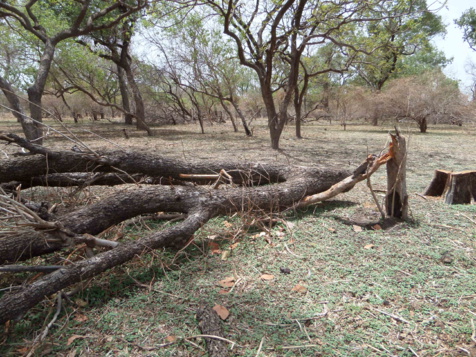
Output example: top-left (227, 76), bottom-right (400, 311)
top-left (351, 0), bottom-right (446, 91)
top-left (147, 11), bottom-right (254, 134)
top-left (202, 0), bottom-right (418, 149)
top-left (0, 0), bottom-right (148, 144)
top-left (456, 7), bottom-right (476, 51)
top-left (76, 16), bottom-right (152, 134)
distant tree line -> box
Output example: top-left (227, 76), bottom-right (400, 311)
top-left (1, 0), bottom-right (474, 148)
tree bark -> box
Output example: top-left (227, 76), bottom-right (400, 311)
top-left (0, 76), bottom-right (38, 141)
top-left (230, 101), bottom-right (252, 136)
top-left (0, 210), bottom-right (210, 325)
top-left (385, 131), bottom-right (408, 219)
top-left (418, 116), bottom-right (428, 133)
top-left (0, 132), bottom-right (350, 264)
top-left (424, 170), bottom-right (476, 204)
top-left (220, 100), bottom-right (238, 132)
top-left (117, 65), bottom-right (133, 125)
top-left (26, 40), bottom-right (57, 145)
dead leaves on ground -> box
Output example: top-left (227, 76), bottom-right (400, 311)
top-left (291, 284), bottom-right (307, 293)
top-left (260, 274), bottom-right (275, 281)
top-left (212, 304), bottom-right (230, 320)
top-left (218, 276), bottom-right (235, 288)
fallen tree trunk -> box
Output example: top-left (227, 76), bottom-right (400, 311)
top-left (0, 172), bottom-right (188, 191)
top-left (0, 167), bottom-right (348, 263)
top-left (0, 131), bottom-right (399, 325)
top-left (0, 210), bottom-right (211, 324)
top-left (0, 133), bottom-right (285, 185)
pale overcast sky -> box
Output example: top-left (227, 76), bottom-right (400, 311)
top-left (432, 0), bottom-right (476, 92)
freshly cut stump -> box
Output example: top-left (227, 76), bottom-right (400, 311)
top-left (424, 170), bottom-right (476, 204)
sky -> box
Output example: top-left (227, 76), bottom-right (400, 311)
top-left (432, 0), bottom-right (476, 92)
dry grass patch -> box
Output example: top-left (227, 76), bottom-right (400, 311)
top-left (1, 118), bottom-right (475, 356)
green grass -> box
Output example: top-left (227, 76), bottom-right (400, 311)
top-left (1, 119), bottom-right (475, 356)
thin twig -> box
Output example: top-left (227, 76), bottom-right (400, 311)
top-left (188, 334), bottom-right (239, 346)
top-left (266, 344), bottom-right (320, 350)
top-left (26, 293), bottom-right (63, 357)
top-left (371, 308), bottom-right (410, 324)
top-left (367, 174), bottom-right (385, 220)
top-left (255, 337), bottom-right (265, 357)
top-left (408, 346), bottom-right (421, 357)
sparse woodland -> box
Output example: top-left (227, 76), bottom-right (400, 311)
top-left (1, 1), bottom-right (476, 356)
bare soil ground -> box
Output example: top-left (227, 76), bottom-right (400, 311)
top-left (1, 116), bottom-right (476, 356)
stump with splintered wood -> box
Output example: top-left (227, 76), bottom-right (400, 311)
top-left (384, 130), bottom-right (408, 219)
top-left (424, 170), bottom-right (476, 204)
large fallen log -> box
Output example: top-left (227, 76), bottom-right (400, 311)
top-left (0, 131), bottom-right (400, 325)
top-left (0, 133), bottom-right (285, 185)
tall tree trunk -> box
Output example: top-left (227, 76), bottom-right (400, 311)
top-left (230, 101), bottom-right (252, 136)
top-left (117, 66), bottom-right (133, 125)
top-left (261, 84), bottom-right (281, 149)
top-left (419, 116), bottom-right (428, 133)
top-left (26, 40), bottom-right (56, 145)
top-left (124, 66), bottom-right (151, 135)
top-left (219, 100), bottom-right (238, 132)
top-left (0, 76), bottom-right (37, 141)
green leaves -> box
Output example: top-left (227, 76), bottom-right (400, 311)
top-left (456, 8), bottom-right (476, 51)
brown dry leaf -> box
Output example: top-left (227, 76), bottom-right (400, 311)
top-left (353, 225), bottom-right (363, 232)
top-left (372, 224), bottom-right (382, 230)
top-left (218, 277), bottom-right (235, 288)
top-left (218, 289), bottom-right (230, 294)
top-left (208, 241), bottom-right (222, 254)
top-left (74, 298), bottom-right (88, 307)
top-left (74, 313), bottom-right (88, 322)
top-left (67, 335), bottom-right (85, 346)
top-left (260, 274), bottom-right (275, 281)
top-left (16, 347), bottom-right (29, 354)
top-left (328, 227), bottom-right (336, 233)
top-left (165, 335), bottom-right (178, 343)
top-left (223, 221), bottom-right (233, 228)
top-left (230, 242), bottom-right (240, 249)
top-left (213, 304), bottom-right (230, 320)
top-left (364, 244), bottom-right (375, 250)
top-left (291, 284), bottom-right (307, 293)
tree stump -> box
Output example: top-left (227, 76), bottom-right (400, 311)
top-left (386, 130), bottom-right (408, 219)
top-left (424, 170), bottom-right (476, 204)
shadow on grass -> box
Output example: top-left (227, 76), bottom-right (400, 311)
top-left (288, 200), bottom-right (357, 220)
